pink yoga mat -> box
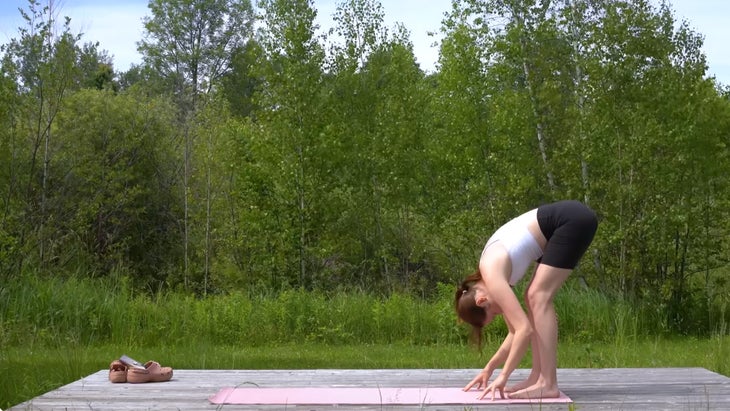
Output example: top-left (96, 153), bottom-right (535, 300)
top-left (209, 387), bottom-right (572, 405)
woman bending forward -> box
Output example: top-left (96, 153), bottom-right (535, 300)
top-left (455, 200), bottom-right (597, 400)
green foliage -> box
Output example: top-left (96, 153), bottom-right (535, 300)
top-left (139, 0), bottom-right (255, 99)
top-left (48, 88), bottom-right (180, 283)
top-left (1, 275), bottom-right (727, 350)
top-left (221, 40), bottom-right (264, 118)
top-left (0, 275), bottom-right (465, 347)
top-left (2, 2), bottom-right (730, 409)
top-left (0, 0), bottom-right (729, 336)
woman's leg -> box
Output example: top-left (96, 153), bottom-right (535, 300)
top-left (509, 263), bottom-right (571, 399)
top-left (506, 269), bottom-right (541, 392)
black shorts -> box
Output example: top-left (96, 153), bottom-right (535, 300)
top-left (537, 200), bottom-right (598, 269)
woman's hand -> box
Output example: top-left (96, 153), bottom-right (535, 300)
top-left (477, 373), bottom-right (509, 400)
top-left (463, 367), bottom-right (494, 392)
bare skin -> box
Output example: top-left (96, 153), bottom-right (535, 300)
top-left (463, 210), bottom-right (571, 400)
top-left (463, 245), bottom-right (533, 400)
top-left (508, 264), bottom-right (571, 399)
top-left (504, 267), bottom-right (541, 393)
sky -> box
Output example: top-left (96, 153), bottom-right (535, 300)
top-left (0, 0), bottom-right (728, 85)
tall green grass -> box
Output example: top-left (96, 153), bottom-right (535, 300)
top-left (0, 275), bottom-right (462, 347)
top-left (7, 274), bottom-right (722, 349)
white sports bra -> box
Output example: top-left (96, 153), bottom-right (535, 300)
top-left (481, 210), bottom-right (543, 285)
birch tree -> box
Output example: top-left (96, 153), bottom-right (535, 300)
top-left (1, 0), bottom-right (80, 273)
top-left (138, 0), bottom-right (255, 289)
top-left (256, 0), bottom-right (326, 288)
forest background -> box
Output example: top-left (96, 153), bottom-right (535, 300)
top-left (1, 0), bottom-right (729, 406)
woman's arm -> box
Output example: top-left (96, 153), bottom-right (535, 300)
top-left (480, 279), bottom-right (532, 399)
top-left (463, 331), bottom-right (514, 392)
top-left (477, 249), bottom-right (533, 399)
top-left (488, 331), bottom-right (514, 370)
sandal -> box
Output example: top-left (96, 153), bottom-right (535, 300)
top-left (126, 360), bottom-right (173, 383)
top-left (109, 360), bottom-right (127, 383)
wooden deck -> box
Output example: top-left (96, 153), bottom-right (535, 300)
top-left (8, 367), bottom-right (730, 410)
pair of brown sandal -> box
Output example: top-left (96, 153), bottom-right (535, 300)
top-left (109, 355), bottom-right (173, 383)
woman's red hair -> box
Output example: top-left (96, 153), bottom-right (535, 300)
top-left (454, 270), bottom-right (486, 348)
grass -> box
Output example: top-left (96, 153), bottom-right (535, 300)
top-left (1, 274), bottom-right (728, 408)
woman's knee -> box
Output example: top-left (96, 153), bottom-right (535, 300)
top-left (526, 286), bottom-right (553, 310)
top-left (526, 266), bottom-right (571, 309)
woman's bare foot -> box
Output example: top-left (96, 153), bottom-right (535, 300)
top-left (508, 382), bottom-right (560, 399)
top-left (505, 377), bottom-right (537, 393)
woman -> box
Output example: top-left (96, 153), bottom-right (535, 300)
top-left (455, 200), bottom-right (597, 400)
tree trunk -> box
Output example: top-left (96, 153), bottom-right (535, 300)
top-left (513, 7), bottom-right (556, 192)
top-left (205, 130), bottom-right (212, 296)
top-left (183, 123), bottom-right (190, 289)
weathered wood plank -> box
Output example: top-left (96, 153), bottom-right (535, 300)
top-left (8, 368), bottom-right (730, 410)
